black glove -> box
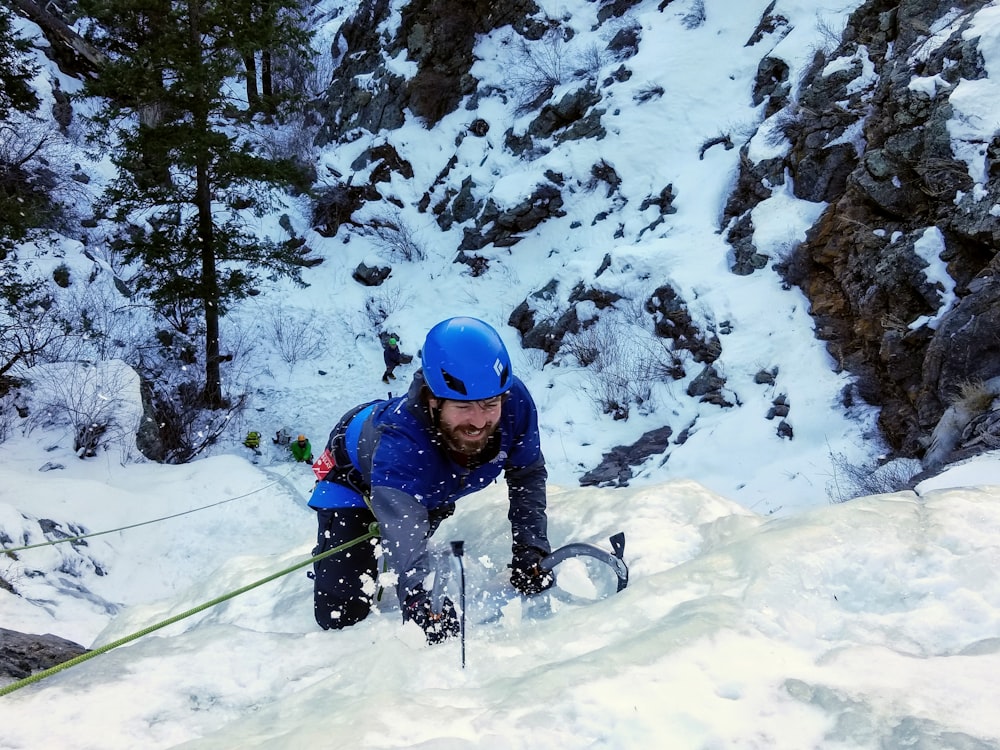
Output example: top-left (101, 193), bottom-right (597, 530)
top-left (403, 589), bottom-right (460, 645)
top-left (509, 545), bottom-right (554, 595)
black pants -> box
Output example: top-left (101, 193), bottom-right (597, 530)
top-left (312, 507), bottom-right (379, 630)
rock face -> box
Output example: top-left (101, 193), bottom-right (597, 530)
top-left (313, 0), bottom-right (1000, 475)
top-left (0, 627), bottom-right (87, 683)
top-left (726, 0), bottom-right (1000, 465)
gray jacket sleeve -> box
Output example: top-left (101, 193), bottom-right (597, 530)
top-left (505, 454), bottom-right (551, 554)
top-left (368, 485), bottom-right (432, 607)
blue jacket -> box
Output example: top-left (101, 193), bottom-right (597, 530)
top-left (309, 370), bottom-right (550, 605)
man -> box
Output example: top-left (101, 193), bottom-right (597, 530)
top-left (307, 317), bottom-right (553, 644)
top-left (382, 336), bottom-right (403, 384)
top-left (290, 434), bottom-right (313, 463)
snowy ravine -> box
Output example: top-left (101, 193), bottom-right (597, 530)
top-left (1, 429), bottom-right (1000, 748)
top-left (5, 0), bottom-right (1000, 747)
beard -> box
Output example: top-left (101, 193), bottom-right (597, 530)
top-left (439, 420), bottom-right (498, 456)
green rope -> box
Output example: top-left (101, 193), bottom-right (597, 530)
top-left (0, 523), bottom-right (379, 698)
top-left (2, 464), bottom-right (300, 555)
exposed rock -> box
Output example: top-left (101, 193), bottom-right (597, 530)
top-left (754, 367), bottom-right (778, 385)
top-left (579, 425), bottom-right (673, 487)
top-left (607, 24), bottom-right (641, 60)
top-left (0, 628), bottom-right (88, 682)
top-left (459, 182), bottom-right (566, 252)
top-left (687, 365), bottom-right (727, 403)
top-left (745, 2), bottom-right (791, 49)
top-left (352, 142), bottom-right (415, 184)
top-left (918, 278), bottom-right (1000, 435)
top-left (766, 395), bottom-right (790, 419)
top-left (397, 0), bottom-right (544, 125)
top-left (596, 0), bottom-right (644, 23)
top-left (528, 87), bottom-right (603, 139)
top-left (508, 298), bottom-right (581, 363)
top-left (751, 55), bottom-right (791, 117)
top-left (312, 184), bottom-right (378, 238)
top-left (645, 284), bottom-right (720, 364)
top-left (352, 263), bottom-right (392, 287)
top-left (732, 0), bottom-right (1000, 460)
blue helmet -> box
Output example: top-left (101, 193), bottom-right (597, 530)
top-left (421, 317), bottom-right (513, 400)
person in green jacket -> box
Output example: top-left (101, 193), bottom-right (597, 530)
top-left (290, 434), bottom-right (313, 463)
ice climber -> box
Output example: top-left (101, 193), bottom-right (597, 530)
top-left (306, 316), bottom-right (553, 644)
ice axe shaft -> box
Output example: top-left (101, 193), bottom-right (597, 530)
top-left (451, 540), bottom-right (466, 669)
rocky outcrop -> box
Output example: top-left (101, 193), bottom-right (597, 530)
top-left (0, 627), bottom-right (87, 683)
top-left (726, 0), bottom-right (1000, 465)
top-left (315, 0), bottom-right (1000, 474)
top-left (579, 425), bottom-right (673, 487)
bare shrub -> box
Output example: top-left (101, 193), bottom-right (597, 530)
top-left (826, 451), bottom-right (922, 503)
top-left (574, 42), bottom-right (609, 79)
top-left (0, 393), bottom-right (17, 444)
top-left (568, 323), bottom-right (657, 420)
top-left (26, 361), bottom-right (142, 460)
top-left (259, 303), bottom-right (328, 370)
top-left (366, 209), bottom-right (427, 262)
top-left (815, 14), bottom-right (848, 51)
top-left (951, 378), bottom-right (998, 414)
top-left (682, 0), bottom-right (707, 29)
top-left (502, 30), bottom-right (572, 113)
top-left (65, 282), bottom-right (147, 362)
top-left (363, 286), bottom-right (412, 329)
top-left (1, 288), bottom-right (88, 372)
top-left (146, 377), bottom-right (249, 464)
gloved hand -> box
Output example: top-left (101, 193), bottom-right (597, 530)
top-left (403, 589), bottom-right (460, 645)
top-left (509, 544), bottom-right (554, 595)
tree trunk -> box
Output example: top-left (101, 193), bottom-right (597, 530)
top-left (187, 0), bottom-right (224, 409)
top-left (261, 49), bottom-right (274, 115)
top-left (243, 52), bottom-right (260, 109)
top-left (198, 154), bottom-right (223, 409)
top-left (262, 49), bottom-right (274, 98)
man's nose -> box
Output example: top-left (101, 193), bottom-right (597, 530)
top-left (468, 406), bottom-right (493, 424)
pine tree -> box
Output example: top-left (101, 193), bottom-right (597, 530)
top-left (80, 0), bottom-right (316, 409)
top-left (0, 6), bottom-right (45, 255)
top-left (0, 7), bottom-right (40, 120)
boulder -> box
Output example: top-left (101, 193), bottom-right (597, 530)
top-left (0, 628), bottom-right (87, 683)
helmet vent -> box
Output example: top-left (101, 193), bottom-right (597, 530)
top-left (441, 370), bottom-right (468, 396)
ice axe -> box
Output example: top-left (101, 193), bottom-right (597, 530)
top-left (429, 541), bottom-right (467, 668)
top-left (539, 532), bottom-right (629, 592)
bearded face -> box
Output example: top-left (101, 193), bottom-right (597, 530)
top-left (430, 396), bottom-right (503, 456)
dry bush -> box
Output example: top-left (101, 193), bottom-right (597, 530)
top-left (258, 303), bottom-right (328, 370)
top-left (366, 209), bottom-right (427, 263)
top-left (567, 323), bottom-right (659, 420)
top-left (363, 286), bottom-right (413, 330)
top-left (826, 452), bottom-right (921, 503)
top-left (26, 361), bottom-right (141, 460)
top-left (502, 30), bottom-right (573, 113)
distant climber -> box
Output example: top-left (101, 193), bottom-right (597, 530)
top-left (290, 434), bottom-right (313, 463)
top-left (243, 430), bottom-right (262, 462)
top-left (382, 335), bottom-right (403, 384)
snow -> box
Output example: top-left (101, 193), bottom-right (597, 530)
top-left (908, 227), bottom-right (956, 331)
top-left (3, 0), bottom-right (1000, 748)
